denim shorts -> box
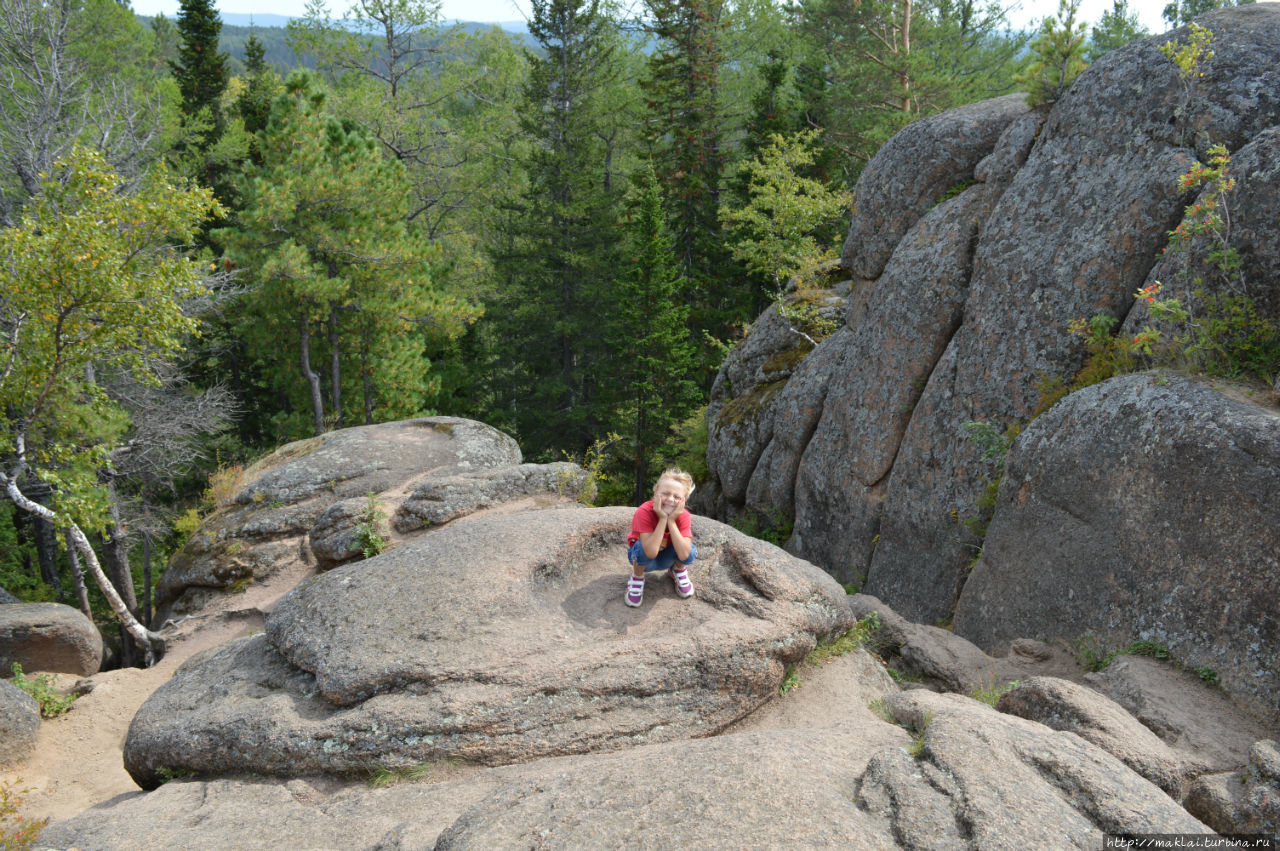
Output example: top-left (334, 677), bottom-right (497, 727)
top-left (628, 540), bottom-right (697, 573)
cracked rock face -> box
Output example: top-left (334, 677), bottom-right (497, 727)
top-left (123, 508), bottom-right (855, 788)
top-left (67, 673), bottom-right (1211, 849)
top-left (156, 417), bottom-right (581, 618)
top-left (861, 690), bottom-right (1208, 846)
top-left (955, 372), bottom-right (1280, 723)
top-left (705, 6), bottom-right (1280, 641)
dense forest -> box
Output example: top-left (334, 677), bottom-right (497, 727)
top-left (0, 0), bottom-right (1246, 662)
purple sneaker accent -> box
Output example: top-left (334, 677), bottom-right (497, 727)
top-left (672, 567), bottom-right (694, 598)
top-left (625, 575), bottom-right (645, 607)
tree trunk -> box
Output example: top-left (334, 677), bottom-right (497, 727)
top-left (328, 302), bottom-right (343, 430)
top-left (361, 334), bottom-right (375, 425)
top-left (300, 314), bottom-right (326, 436)
top-left (100, 506), bottom-right (142, 668)
top-left (899, 0), bottom-right (913, 113)
top-left (63, 528), bottom-right (92, 620)
top-left (33, 512), bottom-right (64, 601)
top-left (3, 476), bottom-right (164, 665)
top-left (102, 503), bottom-right (139, 613)
top-left (143, 533), bottom-right (152, 629)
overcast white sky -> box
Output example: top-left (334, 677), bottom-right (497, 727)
top-left (128, 0), bottom-right (1176, 39)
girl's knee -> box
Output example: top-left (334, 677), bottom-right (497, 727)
top-left (677, 543), bottom-right (698, 565)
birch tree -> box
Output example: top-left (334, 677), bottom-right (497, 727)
top-left (0, 146), bottom-right (221, 664)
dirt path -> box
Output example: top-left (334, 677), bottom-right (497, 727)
top-left (4, 559), bottom-right (314, 825)
top-left (4, 495), bottom-right (565, 825)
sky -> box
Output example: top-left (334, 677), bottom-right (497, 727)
top-left (128, 0), bottom-right (1176, 38)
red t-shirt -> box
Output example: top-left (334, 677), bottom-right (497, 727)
top-left (628, 500), bottom-right (692, 548)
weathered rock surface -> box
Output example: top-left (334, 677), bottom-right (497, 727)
top-left (0, 586), bottom-right (21, 604)
top-left (123, 508), bottom-right (855, 788)
top-left (864, 690), bottom-right (1209, 845)
top-left (156, 417), bottom-right (582, 618)
top-left (1084, 655), bottom-right (1276, 771)
top-left (996, 676), bottom-right (1204, 797)
top-left (0, 677), bottom-right (40, 767)
top-left (50, 649), bottom-right (1212, 849)
top-left (0, 602), bottom-right (102, 677)
top-left (705, 7), bottom-right (1280, 629)
top-left (847, 593), bottom-right (1086, 695)
top-left (1184, 739), bottom-right (1280, 836)
top-left (955, 372), bottom-right (1280, 722)
top-left (841, 93), bottom-right (1029, 280)
top-left (392, 461), bottom-right (587, 533)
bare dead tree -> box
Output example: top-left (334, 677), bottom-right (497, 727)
top-left (0, 0), bottom-right (167, 224)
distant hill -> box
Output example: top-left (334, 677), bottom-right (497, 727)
top-left (142, 14), bottom-right (534, 75)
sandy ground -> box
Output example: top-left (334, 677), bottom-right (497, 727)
top-left (2, 494), bottom-right (568, 826)
top-left (3, 558), bottom-right (314, 825)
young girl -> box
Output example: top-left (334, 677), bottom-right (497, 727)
top-left (624, 468), bottom-right (697, 607)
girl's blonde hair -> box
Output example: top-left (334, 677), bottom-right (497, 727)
top-left (654, 467), bottom-right (695, 498)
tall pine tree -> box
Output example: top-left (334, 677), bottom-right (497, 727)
top-left (607, 165), bottom-right (699, 503)
top-left (218, 71), bottom-right (473, 438)
top-left (485, 0), bottom-right (625, 455)
top-left (643, 0), bottom-right (733, 333)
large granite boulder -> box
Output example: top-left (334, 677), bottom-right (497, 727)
top-left (157, 417), bottom-right (584, 618)
top-left (123, 507), bottom-right (855, 788)
top-left (49, 648), bottom-right (1209, 849)
top-left (0, 602), bottom-right (102, 677)
top-left (704, 6), bottom-right (1280, 626)
top-left (1185, 739), bottom-right (1280, 836)
top-left (841, 92), bottom-right (1029, 280)
top-left (996, 676), bottom-right (1205, 798)
top-left (0, 677), bottom-right (40, 767)
top-left (1084, 655), bottom-right (1276, 771)
top-left (954, 372), bottom-right (1280, 723)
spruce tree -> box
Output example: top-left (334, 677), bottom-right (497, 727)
top-left (608, 165), bottom-right (699, 504)
top-left (236, 34), bottom-right (276, 139)
top-left (171, 0), bottom-right (229, 125)
top-left (642, 0), bottom-right (732, 330)
top-left (486, 0), bottom-right (624, 455)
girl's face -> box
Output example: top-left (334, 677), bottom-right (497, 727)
top-left (654, 478), bottom-right (688, 515)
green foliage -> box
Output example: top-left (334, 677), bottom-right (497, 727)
top-left (731, 510), bottom-right (794, 549)
top-left (906, 711), bottom-right (934, 757)
top-left (1034, 313), bottom-right (1135, 416)
top-left (719, 130), bottom-right (852, 288)
top-left (779, 666), bottom-right (801, 696)
top-left (352, 494), bottom-right (389, 560)
top-left (1088, 0), bottom-right (1149, 61)
top-left (781, 612), bottom-right (882, 696)
top-left (480, 0), bottom-right (626, 457)
top-left (643, 0), bottom-right (726, 272)
top-left (0, 146), bottom-right (220, 530)
top-left (794, 0), bottom-right (1027, 173)
top-left (1119, 145), bottom-right (1280, 385)
top-left (369, 763), bottom-right (433, 788)
top-left (155, 767), bottom-right (196, 784)
top-left (1162, 0), bottom-right (1251, 30)
top-left (1073, 635), bottom-right (1170, 672)
top-left (218, 71), bottom-right (475, 439)
top-left (607, 165), bottom-right (701, 504)
top-left (868, 697), bottom-right (894, 723)
top-left (968, 680), bottom-right (1020, 706)
top-left (0, 778), bottom-right (47, 851)
top-left (807, 612), bottom-right (882, 666)
top-left (958, 420), bottom-right (1022, 574)
top-left (1198, 666), bottom-right (1219, 685)
top-left (661, 407), bottom-right (710, 488)
top-left (171, 0), bottom-right (229, 118)
top-left (10, 663), bottom-right (78, 718)
top-left (1017, 0), bottom-right (1089, 108)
